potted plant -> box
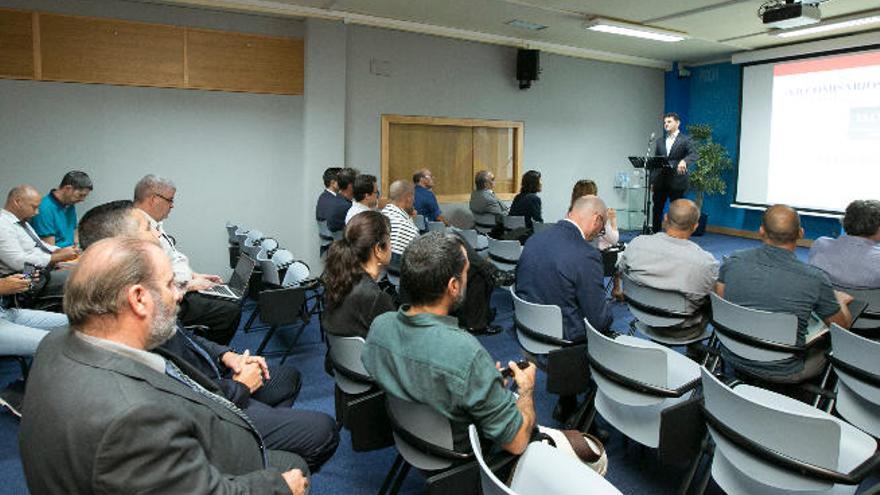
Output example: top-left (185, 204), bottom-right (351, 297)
top-left (686, 123), bottom-right (733, 236)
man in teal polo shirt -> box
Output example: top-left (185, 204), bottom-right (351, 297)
top-left (31, 171), bottom-right (93, 248)
top-left (362, 231), bottom-right (536, 453)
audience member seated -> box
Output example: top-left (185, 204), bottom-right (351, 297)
top-left (470, 169), bottom-right (508, 222)
top-left (315, 166), bottom-right (342, 223)
top-left (412, 168), bottom-right (447, 224)
top-left (362, 232), bottom-right (607, 474)
top-left (323, 211), bottom-right (396, 338)
top-left (809, 199), bottom-right (880, 289)
top-left (618, 199), bottom-right (718, 336)
top-left (19, 237), bottom-right (309, 494)
top-left (716, 204), bottom-right (854, 383)
top-left (0, 273), bottom-right (68, 417)
top-left (344, 174), bottom-right (379, 225)
top-left (509, 170), bottom-right (544, 229)
top-left (326, 167), bottom-right (358, 233)
top-left (0, 185), bottom-right (78, 297)
top-left (133, 175), bottom-right (240, 345)
top-left (31, 170), bottom-right (93, 248)
top-left (517, 195), bottom-right (613, 341)
top-left (381, 179), bottom-right (419, 264)
top-left (570, 180), bottom-right (618, 250)
top-left (77, 199), bottom-right (339, 472)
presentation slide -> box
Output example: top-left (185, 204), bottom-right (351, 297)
top-left (738, 49), bottom-right (880, 213)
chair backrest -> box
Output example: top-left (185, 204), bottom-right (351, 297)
top-left (532, 221), bottom-right (550, 234)
top-left (622, 273), bottom-right (692, 328)
top-left (503, 215), bottom-right (526, 230)
top-left (427, 221), bottom-right (446, 233)
top-left (709, 293), bottom-right (799, 362)
top-left (488, 238), bottom-right (522, 271)
top-left (414, 214), bottom-right (427, 232)
top-left (510, 286), bottom-right (565, 355)
top-left (271, 249), bottom-right (294, 268)
top-left (233, 227), bottom-right (249, 247)
top-left (386, 394), bottom-right (463, 471)
top-left (282, 261), bottom-right (311, 287)
top-left (260, 259), bottom-right (280, 285)
top-left (245, 229), bottom-right (264, 245)
top-left (457, 228), bottom-right (479, 249)
top-left (225, 222), bottom-right (239, 244)
top-left (586, 321), bottom-right (670, 406)
top-left (327, 334), bottom-right (373, 395)
top-left (473, 213), bottom-right (496, 233)
top-left (701, 367), bottom-right (842, 490)
top-left (468, 425), bottom-right (515, 495)
top-left (831, 324), bottom-right (880, 406)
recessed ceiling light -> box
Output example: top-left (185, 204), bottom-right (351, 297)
top-left (506, 19), bottom-right (548, 31)
top-left (584, 17), bottom-right (687, 43)
top-left (776, 15), bottom-right (880, 38)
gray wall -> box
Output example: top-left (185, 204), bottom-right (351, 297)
top-left (345, 26), bottom-right (664, 224)
top-left (0, 1), bottom-right (664, 275)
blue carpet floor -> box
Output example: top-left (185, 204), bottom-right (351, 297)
top-left (0, 232), bottom-right (865, 494)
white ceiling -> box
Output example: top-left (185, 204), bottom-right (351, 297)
top-left (163, 0), bottom-right (880, 68)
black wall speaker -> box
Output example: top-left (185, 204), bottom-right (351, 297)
top-left (516, 49), bottom-right (540, 89)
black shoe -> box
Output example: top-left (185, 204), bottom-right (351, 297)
top-left (466, 325), bottom-right (504, 336)
top-left (0, 379), bottom-right (26, 418)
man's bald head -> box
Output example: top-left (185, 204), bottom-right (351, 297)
top-left (761, 204), bottom-right (802, 246)
top-left (64, 238), bottom-right (164, 329)
top-left (568, 195), bottom-right (607, 240)
top-left (389, 179), bottom-right (414, 201)
top-left (665, 199), bottom-right (700, 232)
top-left (5, 185), bottom-right (42, 221)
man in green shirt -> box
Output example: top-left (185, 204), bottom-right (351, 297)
top-left (31, 171), bottom-right (93, 248)
top-left (362, 232), bottom-right (536, 454)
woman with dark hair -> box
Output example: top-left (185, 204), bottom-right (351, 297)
top-left (322, 211), bottom-right (396, 338)
top-left (509, 170), bottom-right (543, 228)
top-left (569, 179), bottom-right (618, 250)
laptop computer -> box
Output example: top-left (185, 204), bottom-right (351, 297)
top-left (198, 254), bottom-right (256, 301)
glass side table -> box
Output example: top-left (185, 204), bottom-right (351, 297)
top-left (612, 170), bottom-right (647, 231)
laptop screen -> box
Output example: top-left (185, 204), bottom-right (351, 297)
top-left (228, 254), bottom-right (256, 292)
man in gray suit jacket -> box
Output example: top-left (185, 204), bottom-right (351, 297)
top-left (19, 237), bottom-right (308, 494)
top-left (469, 170), bottom-right (509, 222)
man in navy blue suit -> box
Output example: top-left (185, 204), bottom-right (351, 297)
top-left (326, 167), bottom-right (358, 233)
top-left (315, 167), bottom-right (341, 223)
top-left (516, 195), bottom-right (613, 342)
top-left (651, 112), bottom-right (699, 233)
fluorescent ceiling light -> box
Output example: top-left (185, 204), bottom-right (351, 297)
top-left (506, 19), bottom-right (548, 31)
top-left (776, 15), bottom-right (880, 38)
top-left (584, 17), bottom-right (687, 43)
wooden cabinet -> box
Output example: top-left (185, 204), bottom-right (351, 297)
top-left (0, 8), bottom-right (303, 95)
top-left (40, 13), bottom-right (185, 88)
top-left (0, 9), bottom-right (35, 79)
top-left (187, 30), bottom-right (303, 95)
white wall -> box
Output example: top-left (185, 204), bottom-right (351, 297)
top-left (0, 1), bottom-right (665, 275)
top-left (344, 26), bottom-right (664, 224)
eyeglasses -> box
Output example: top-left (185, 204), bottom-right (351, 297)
top-left (154, 193), bottom-right (175, 205)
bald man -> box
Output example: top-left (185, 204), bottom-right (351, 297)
top-left (0, 185), bottom-right (78, 297)
top-left (618, 199), bottom-right (718, 334)
top-left (517, 195), bottom-right (613, 341)
top-left (716, 204), bottom-right (853, 383)
top-left (20, 237), bottom-right (309, 494)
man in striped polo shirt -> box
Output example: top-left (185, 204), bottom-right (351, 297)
top-left (381, 180), bottom-right (419, 265)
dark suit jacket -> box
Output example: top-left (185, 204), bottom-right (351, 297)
top-left (515, 221), bottom-right (612, 341)
top-left (315, 189), bottom-right (337, 222)
top-left (652, 132), bottom-right (699, 191)
top-left (19, 330), bottom-right (291, 494)
top-left (326, 194), bottom-right (352, 232)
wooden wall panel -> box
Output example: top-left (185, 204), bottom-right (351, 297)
top-left (187, 29), bottom-right (303, 95)
top-left (473, 127), bottom-right (516, 194)
top-left (0, 9), bottom-right (34, 79)
top-left (39, 13), bottom-right (185, 87)
top-left (388, 124), bottom-right (474, 200)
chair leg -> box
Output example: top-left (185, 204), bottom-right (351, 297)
top-left (678, 435), bottom-right (708, 495)
top-left (572, 388), bottom-right (597, 432)
top-left (255, 326), bottom-right (278, 355)
top-left (388, 462), bottom-right (411, 495)
top-left (279, 322), bottom-right (307, 365)
top-left (243, 309), bottom-right (261, 333)
top-left (378, 454), bottom-right (404, 495)
top-left (692, 442), bottom-right (715, 495)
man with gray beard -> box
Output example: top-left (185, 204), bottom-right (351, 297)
top-left (19, 237), bottom-right (309, 494)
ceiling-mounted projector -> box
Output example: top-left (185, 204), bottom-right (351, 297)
top-left (762, 2), bottom-right (821, 29)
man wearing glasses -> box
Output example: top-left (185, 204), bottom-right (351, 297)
top-left (133, 175), bottom-right (240, 345)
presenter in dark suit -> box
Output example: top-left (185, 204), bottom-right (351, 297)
top-left (651, 112), bottom-right (699, 233)
top-left (19, 238), bottom-right (308, 494)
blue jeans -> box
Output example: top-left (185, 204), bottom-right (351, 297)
top-left (0, 308), bottom-right (68, 356)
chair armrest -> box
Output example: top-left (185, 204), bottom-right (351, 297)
top-left (588, 355), bottom-right (699, 398)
